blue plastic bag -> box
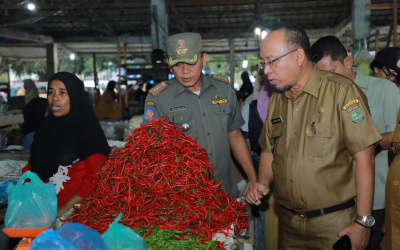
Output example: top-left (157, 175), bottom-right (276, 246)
top-left (31, 228), bottom-right (76, 250)
top-left (0, 180), bottom-right (16, 202)
top-left (31, 223), bottom-right (106, 250)
top-left (102, 213), bottom-right (147, 250)
top-left (56, 223), bottom-right (106, 249)
top-left (5, 171), bottom-right (57, 228)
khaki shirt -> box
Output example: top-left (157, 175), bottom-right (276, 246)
top-left (259, 67), bottom-right (381, 211)
top-left (143, 74), bottom-right (244, 197)
top-left (383, 108), bottom-right (400, 250)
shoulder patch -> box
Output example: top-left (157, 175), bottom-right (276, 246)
top-left (212, 74), bottom-right (230, 84)
top-left (149, 81), bottom-right (169, 97)
top-left (342, 97), bottom-right (360, 110)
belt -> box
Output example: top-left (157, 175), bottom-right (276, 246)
top-left (281, 198), bottom-right (356, 218)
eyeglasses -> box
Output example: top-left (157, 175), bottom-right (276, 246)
top-left (258, 49), bottom-right (297, 69)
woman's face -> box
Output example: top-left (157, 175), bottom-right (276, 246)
top-left (47, 79), bottom-right (71, 117)
top-left (374, 66), bottom-right (396, 82)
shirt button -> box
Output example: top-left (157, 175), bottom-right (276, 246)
top-left (294, 131), bottom-right (297, 136)
top-left (289, 179), bottom-right (293, 183)
top-left (394, 181), bottom-right (398, 186)
top-left (295, 108), bottom-right (299, 111)
top-left (207, 132), bottom-right (210, 136)
top-left (210, 152), bottom-right (214, 156)
top-left (203, 113), bottom-right (206, 116)
top-left (395, 228), bottom-right (400, 233)
top-left (393, 204), bottom-right (397, 210)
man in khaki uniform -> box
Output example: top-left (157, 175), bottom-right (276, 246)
top-left (142, 32), bottom-right (257, 198)
top-left (245, 24), bottom-right (382, 249)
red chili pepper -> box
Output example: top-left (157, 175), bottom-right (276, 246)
top-left (67, 119), bottom-right (248, 248)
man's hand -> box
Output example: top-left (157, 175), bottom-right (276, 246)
top-left (243, 181), bottom-right (270, 205)
top-left (337, 222), bottom-right (371, 250)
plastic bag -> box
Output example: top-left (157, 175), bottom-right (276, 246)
top-left (31, 223), bottom-right (106, 250)
top-left (5, 171), bottom-right (57, 228)
top-left (0, 180), bottom-right (16, 202)
top-left (31, 228), bottom-right (76, 250)
top-left (56, 223), bottom-right (106, 249)
top-left (102, 213), bottom-right (147, 250)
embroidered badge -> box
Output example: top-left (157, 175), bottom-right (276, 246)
top-left (176, 40), bottom-right (189, 55)
top-left (271, 116), bottom-right (283, 124)
top-left (212, 74), bottom-right (230, 84)
top-left (342, 97), bottom-right (359, 110)
top-left (144, 107), bottom-right (155, 122)
top-left (149, 81), bottom-right (168, 97)
top-left (212, 98), bottom-right (228, 105)
top-left (348, 105), bottom-right (364, 124)
top-left (146, 101), bottom-right (155, 107)
top-left (319, 107), bottom-right (324, 113)
top-left (170, 106), bottom-right (186, 112)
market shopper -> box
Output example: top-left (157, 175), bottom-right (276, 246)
top-left (22, 72), bottom-right (111, 218)
top-left (245, 24), bottom-right (382, 249)
top-left (309, 35), bottom-right (400, 249)
top-left (23, 79), bottom-right (39, 104)
top-left (370, 47), bottom-right (400, 87)
top-left (21, 97), bottom-right (48, 149)
top-left (94, 80), bottom-right (122, 121)
top-left (142, 32), bottom-right (257, 198)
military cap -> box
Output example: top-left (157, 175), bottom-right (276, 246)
top-left (167, 32), bottom-right (202, 67)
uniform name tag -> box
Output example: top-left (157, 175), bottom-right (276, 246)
top-left (212, 98), bottom-right (228, 104)
top-left (271, 116), bottom-right (283, 124)
top-left (170, 106), bottom-right (186, 112)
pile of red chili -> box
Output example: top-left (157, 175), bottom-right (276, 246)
top-left (68, 118), bottom-right (248, 244)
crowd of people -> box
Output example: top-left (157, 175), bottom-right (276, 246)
top-left (3, 22), bottom-right (400, 250)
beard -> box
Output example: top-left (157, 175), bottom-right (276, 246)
top-left (273, 85), bottom-right (292, 93)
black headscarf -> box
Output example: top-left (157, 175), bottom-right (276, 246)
top-left (239, 71), bottom-right (254, 99)
top-left (22, 97), bottom-right (48, 135)
top-left (30, 72), bottom-right (111, 181)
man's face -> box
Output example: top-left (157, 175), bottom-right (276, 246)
top-left (168, 53), bottom-right (207, 92)
top-left (260, 30), bottom-right (298, 93)
top-left (316, 55), bottom-right (353, 79)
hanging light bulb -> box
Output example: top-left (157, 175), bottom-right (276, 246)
top-left (242, 59), bottom-right (248, 69)
top-left (70, 53), bottom-right (75, 60)
top-left (27, 2), bottom-right (36, 11)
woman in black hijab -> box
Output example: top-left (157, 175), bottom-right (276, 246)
top-left (23, 72), bottom-right (110, 218)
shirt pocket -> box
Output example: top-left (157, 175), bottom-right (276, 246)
top-left (212, 102), bottom-right (231, 131)
top-left (269, 123), bottom-right (285, 154)
top-left (305, 122), bottom-right (335, 160)
top-left (168, 111), bottom-right (199, 140)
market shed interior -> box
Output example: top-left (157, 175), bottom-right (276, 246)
top-left (0, 0), bottom-right (400, 249)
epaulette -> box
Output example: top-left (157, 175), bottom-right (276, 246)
top-left (149, 81), bottom-right (169, 97)
top-left (212, 74), bottom-right (230, 84)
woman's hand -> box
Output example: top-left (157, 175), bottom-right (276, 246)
top-left (57, 194), bottom-right (83, 218)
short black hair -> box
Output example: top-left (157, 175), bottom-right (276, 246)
top-left (309, 36), bottom-right (348, 64)
top-left (271, 23), bottom-right (311, 59)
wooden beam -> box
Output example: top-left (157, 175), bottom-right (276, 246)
top-left (0, 27), bottom-right (53, 44)
top-left (365, 2), bottom-right (400, 10)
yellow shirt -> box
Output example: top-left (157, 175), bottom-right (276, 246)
top-left (259, 67), bottom-right (381, 212)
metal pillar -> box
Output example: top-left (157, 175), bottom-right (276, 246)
top-left (229, 39), bottom-right (235, 85)
top-left (352, 0), bottom-right (370, 52)
top-left (151, 0), bottom-right (168, 51)
top-left (46, 43), bottom-right (58, 79)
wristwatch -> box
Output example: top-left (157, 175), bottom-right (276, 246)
top-left (355, 214), bottom-right (375, 227)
